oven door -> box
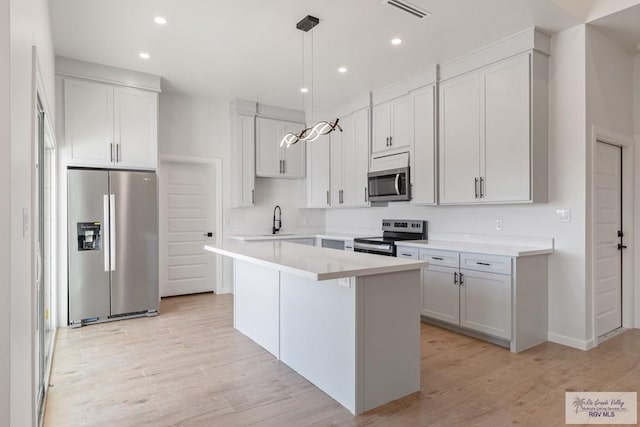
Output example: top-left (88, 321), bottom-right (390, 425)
top-left (368, 168), bottom-right (410, 202)
top-left (353, 241), bottom-right (394, 256)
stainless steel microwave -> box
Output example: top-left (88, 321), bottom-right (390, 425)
top-left (367, 167), bottom-right (410, 202)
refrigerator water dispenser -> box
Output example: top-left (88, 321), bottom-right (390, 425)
top-left (77, 222), bottom-right (102, 251)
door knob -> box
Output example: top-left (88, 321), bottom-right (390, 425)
top-left (618, 244), bottom-right (627, 250)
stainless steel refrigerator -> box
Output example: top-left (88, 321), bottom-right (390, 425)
top-left (68, 169), bottom-right (158, 326)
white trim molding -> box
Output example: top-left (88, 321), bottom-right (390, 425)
top-left (548, 332), bottom-right (596, 351)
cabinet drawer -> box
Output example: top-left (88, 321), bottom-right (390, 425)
top-left (396, 246), bottom-right (418, 259)
top-left (419, 249), bottom-right (459, 268)
top-left (460, 253), bottom-right (511, 275)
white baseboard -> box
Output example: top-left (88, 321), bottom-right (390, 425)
top-left (548, 332), bottom-right (596, 351)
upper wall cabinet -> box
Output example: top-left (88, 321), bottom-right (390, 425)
top-left (256, 117), bottom-right (306, 179)
top-left (329, 108), bottom-right (370, 208)
top-left (372, 95), bottom-right (410, 155)
top-left (410, 84), bottom-right (437, 205)
top-left (439, 52), bottom-right (548, 205)
top-left (230, 110), bottom-right (256, 208)
top-left (64, 78), bottom-right (158, 169)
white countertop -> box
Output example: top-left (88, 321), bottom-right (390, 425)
top-left (228, 233), bottom-right (367, 242)
top-left (395, 240), bottom-right (554, 257)
top-left (205, 242), bottom-right (427, 281)
top-left (228, 233), bottom-right (318, 242)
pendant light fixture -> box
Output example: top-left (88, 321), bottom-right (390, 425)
top-left (280, 15), bottom-right (342, 148)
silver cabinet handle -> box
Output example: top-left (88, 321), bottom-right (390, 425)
top-left (283, 159), bottom-right (286, 174)
top-left (474, 177), bottom-right (479, 199)
top-left (432, 257), bottom-right (444, 261)
top-left (326, 190), bottom-right (330, 206)
top-left (480, 177), bottom-right (484, 198)
top-left (251, 189), bottom-right (255, 204)
top-left (103, 195), bottom-right (110, 271)
top-left (389, 136), bottom-right (393, 146)
top-left (394, 173), bottom-right (401, 196)
top-left (110, 143), bottom-right (114, 162)
top-left (117, 144), bottom-right (121, 162)
top-left (476, 262), bottom-right (491, 266)
top-left (109, 194), bottom-right (116, 271)
top-left (364, 187), bottom-right (368, 202)
top-left (454, 271), bottom-right (458, 285)
top-left (386, 137), bottom-right (389, 147)
top-left (459, 272), bottom-right (464, 285)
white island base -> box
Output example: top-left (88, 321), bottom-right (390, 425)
top-left (206, 242), bottom-right (426, 415)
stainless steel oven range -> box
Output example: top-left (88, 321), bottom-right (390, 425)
top-left (353, 219), bottom-right (427, 257)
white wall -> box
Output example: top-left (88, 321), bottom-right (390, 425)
top-left (634, 54), bottom-right (640, 134)
top-left (325, 25), bottom-right (591, 348)
top-left (634, 54), bottom-right (640, 327)
top-left (158, 93), bottom-right (325, 290)
top-left (9, 0), bottom-right (55, 424)
top-left (0, 0), bottom-right (10, 424)
top-left (552, 0), bottom-right (640, 22)
top-left (585, 26), bottom-right (635, 336)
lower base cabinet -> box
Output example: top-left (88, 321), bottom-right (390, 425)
top-left (397, 245), bottom-right (547, 353)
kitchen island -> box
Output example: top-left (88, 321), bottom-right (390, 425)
top-left (204, 242), bottom-right (427, 415)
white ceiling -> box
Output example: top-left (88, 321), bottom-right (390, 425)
top-left (50, 0), bottom-right (583, 111)
top-left (589, 3), bottom-right (640, 52)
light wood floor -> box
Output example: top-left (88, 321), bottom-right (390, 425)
top-left (45, 293), bottom-right (640, 427)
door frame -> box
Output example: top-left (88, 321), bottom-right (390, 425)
top-left (159, 154), bottom-right (224, 294)
top-left (32, 46), bottom-right (57, 426)
top-left (589, 126), bottom-right (634, 346)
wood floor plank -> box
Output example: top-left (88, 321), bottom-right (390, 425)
top-left (44, 293), bottom-right (640, 426)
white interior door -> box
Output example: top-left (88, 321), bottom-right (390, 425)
top-left (594, 141), bottom-right (622, 337)
top-left (160, 161), bottom-right (217, 297)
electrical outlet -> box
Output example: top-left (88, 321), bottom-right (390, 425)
top-left (496, 219), bottom-right (503, 231)
top-left (556, 209), bottom-right (571, 223)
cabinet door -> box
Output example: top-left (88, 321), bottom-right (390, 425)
top-left (411, 85), bottom-right (436, 205)
top-left (340, 115), bottom-right (356, 206)
top-left (421, 266), bottom-right (459, 324)
top-left (256, 117), bottom-right (282, 177)
top-left (459, 269), bottom-right (511, 339)
top-left (282, 121), bottom-right (306, 178)
top-left (481, 54), bottom-right (531, 203)
top-left (231, 114), bottom-right (255, 207)
top-left (306, 133), bottom-right (330, 208)
top-left (390, 95), bottom-right (410, 150)
top-left (330, 122), bottom-right (344, 207)
top-left (64, 79), bottom-right (114, 166)
top-left (438, 73), bottom-right (481, 204)
top-left (352, 108), bottom-right (370, 206)
top-left (114, 87), bottom-right (158, 168)
top-left (372, 102), bottom-right (391, 154)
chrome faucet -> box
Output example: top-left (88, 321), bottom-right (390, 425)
top-left (272, 205), bottom-right (282, 234)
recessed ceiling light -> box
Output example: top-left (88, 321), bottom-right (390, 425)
top-left (154, 16), bottom-right (167, 25)
top-left (300, 87), bottom-right (309, 93)
top-left (338, 66), bottom-right (348, 73)
top-left (139, 52), bottom-right (150, 60)
top-left (391, 38), bottom-right (403, 46)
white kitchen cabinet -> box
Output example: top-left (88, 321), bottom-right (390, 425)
top-left (230, 112), bottom-right (255, 207)
top-left (459, 269), bottom-right (511, 339)
top-left (422, 266), bottom-right (459, 324)
top-left (113, 87), bottom-right (158, 168)
top-left (396, 243), bottom-right (549, 353)
top-left (64, 79), bottom-right (115, 166)
top-left (372, 95), bottom-right (410, 155)
top-left (256, 117), bottom-right (306, 179)
top-left (330, 109), bottom-right (370, 208)
top-left (438, 73), bottom-right (481, 204)
top-left (64, 78), bottom-right (158, 169)
top-left (410, 84), bottom-right (437, 205)
top-left (306, 133), bottom-right (331, 208)
top-left (438, 52), bottom-right (547, 205)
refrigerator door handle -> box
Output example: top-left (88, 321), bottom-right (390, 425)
top-left (103, 195), bottom-right (110, 272)
top-left (109, 194), bottom-right (116, 271)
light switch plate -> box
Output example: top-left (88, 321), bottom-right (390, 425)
top-left (556, 209), bottom-right (571, 223)
top-left (496, 219), bottom-right (503, 231)
top-left (22, 208), bottom-right (30, 236)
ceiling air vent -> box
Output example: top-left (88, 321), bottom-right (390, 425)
top-left (383, 0), bottom-right (431, 19)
